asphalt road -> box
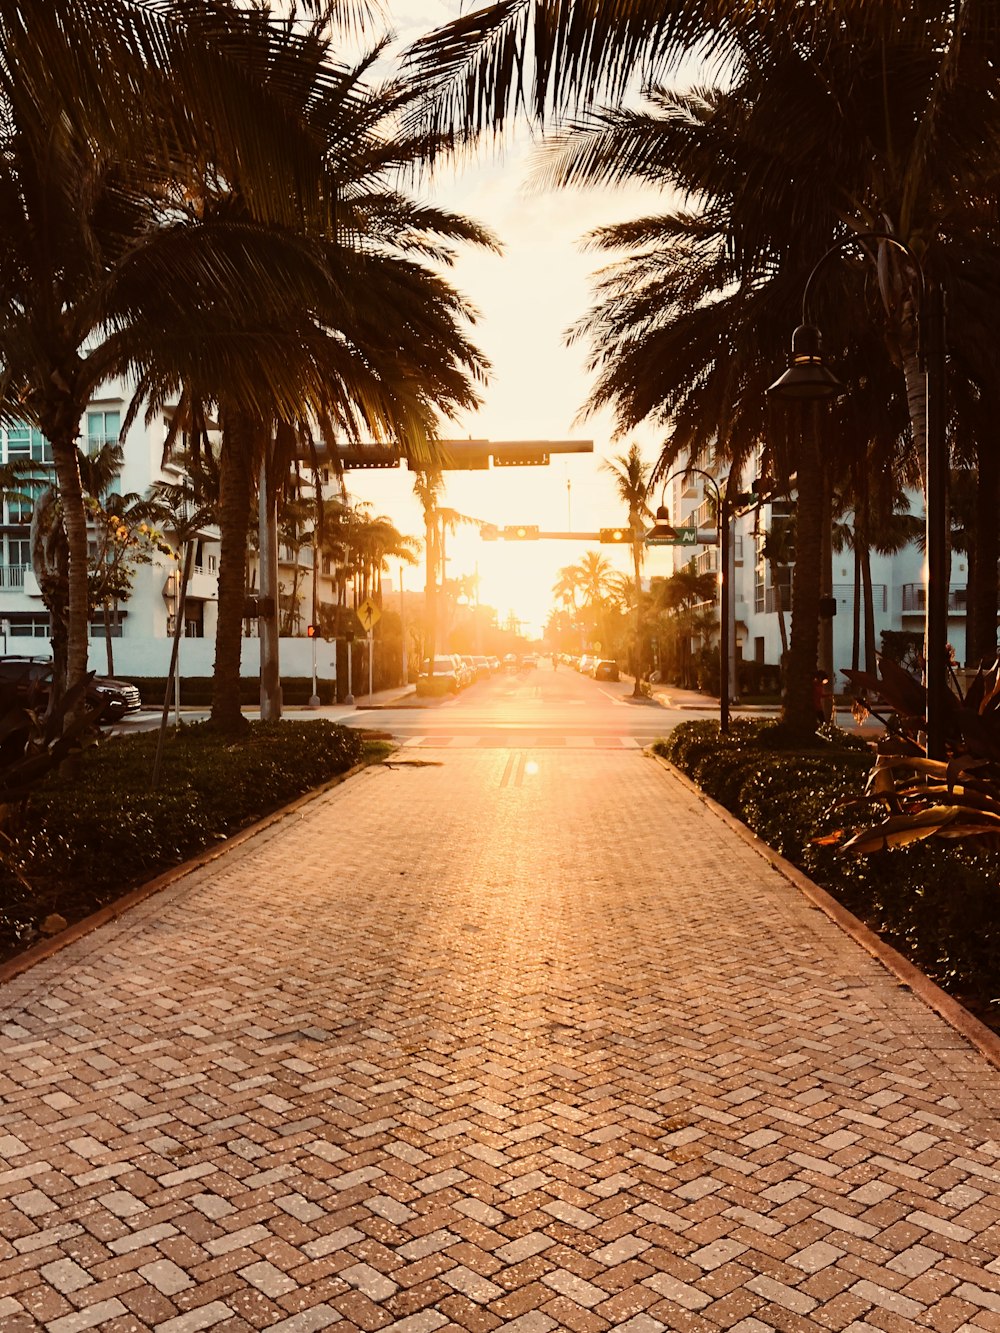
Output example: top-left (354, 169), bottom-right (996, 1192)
top-left (114, 666), bottom-right (768, 745)
top-left (344, 666), bottom-right (681, 751)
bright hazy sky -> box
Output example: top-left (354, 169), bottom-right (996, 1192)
top-left (347, 1), bottom-right (677, 638)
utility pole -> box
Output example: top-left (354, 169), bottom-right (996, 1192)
top-left (258, 456), bottom-right (282, 721)
top-left (400, 565), bottom-right (408, 686)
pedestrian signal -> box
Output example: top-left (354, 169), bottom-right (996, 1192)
top-left (307, 624), bottom-right (317, 638)
top-left (600, 527), bottom-right (628, 543)
top-left (481, 523), bottom-right (499, 541)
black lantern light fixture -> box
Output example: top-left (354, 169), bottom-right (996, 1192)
top-left (767, 324), bottom-right (845, 401)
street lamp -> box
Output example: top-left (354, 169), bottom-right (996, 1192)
top-left (767, 232), bottom-right (947, 758)
top-left (647, 468), bottom-right (732, 733)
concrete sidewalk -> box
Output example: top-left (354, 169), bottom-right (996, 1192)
top-left (0, 750), bottom-right (998, 1331)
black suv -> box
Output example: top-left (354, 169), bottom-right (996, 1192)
top-left (0, 656), bottom-right (142, 721)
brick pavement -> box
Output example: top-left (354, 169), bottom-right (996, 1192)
top-left (1, 750), bottom-right (999, 1332)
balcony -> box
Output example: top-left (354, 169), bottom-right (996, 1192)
top-left (901, 584), bottom-right (967, 615)
top-left (0, 563), bottom-right (28, 589)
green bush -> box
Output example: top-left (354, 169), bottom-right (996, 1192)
top-left (657, 719), bottom-right (1000, 1030)
top-left (131, 677), bottom-right (339, 707)
top-left (0, 721), bottom-right (367, 961)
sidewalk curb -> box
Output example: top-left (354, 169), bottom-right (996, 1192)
top-left (651, 753), bottom-right (1000, 1073)
top-left (0, 756), bottom-right (387, 990)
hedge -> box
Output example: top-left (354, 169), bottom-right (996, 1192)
top-left (654, 719), bottom-right (1000, 1030)
top-left (0, 721), bottom-right (370, 963)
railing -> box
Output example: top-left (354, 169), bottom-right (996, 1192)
top-left (758, 583), bottom-right (888, 614)
top-left (831, 583), bottom-right (888, 613)
top-left (0, 564), bottom-right (28, 588)
top-left (901, 584), bottom-right (967, 613)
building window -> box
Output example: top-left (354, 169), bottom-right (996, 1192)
top-left (90, 619), bottom-right (124, 638)
top-left (6, 478), bottom-right (46, 526)
top-left (5, 423), bottom-right (52, 464)
top-left (9, 617), bottom-right (50, 638)
top-left (86, 409), bottom-right (122, 453)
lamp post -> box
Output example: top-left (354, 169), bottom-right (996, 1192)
top-left (646, 468), bottom-right (731, 733)
top-left (767, 232), bottom-right (947, 758)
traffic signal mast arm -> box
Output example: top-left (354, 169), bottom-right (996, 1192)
top-left (481, 527), bottom-right (718, 543)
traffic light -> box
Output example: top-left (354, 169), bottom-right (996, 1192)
top-left (307, 624), bottom-right (317, 638)
top-left (600, 527), bottom-right (629, 544)
top-left (503, 524), bottom-right (540, 540)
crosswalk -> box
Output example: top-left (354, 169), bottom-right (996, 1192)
top-left (400, 733), bottom-right (652, 748)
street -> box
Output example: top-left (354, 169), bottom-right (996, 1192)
top-left (343, 665), bottom-right (683, 751)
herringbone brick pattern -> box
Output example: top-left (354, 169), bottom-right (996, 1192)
top-left (0, 752), bottom-right (998, 1332)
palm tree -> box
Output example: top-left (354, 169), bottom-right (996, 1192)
top-left (602, 444), bottom-right (652, 694)
top-left (129, 28), bottom-right (495, 731)
top-left (573, 551), bottom-right (614, 608)
top-left (653, 561), bottom-right (718, 688)
top-left (759, 519), bottom-right (794, 667)
top-left (78, 444), bottom-right (166, 676)
top-left (0, 1), bottom-right (350, 717)
top-left (411, 4), bottom-right (1000, 736)
top-left (404, 0), bottom-right (884, 137)
top-left (413, 468), bottom-right (445, 664)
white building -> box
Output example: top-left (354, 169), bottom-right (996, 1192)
top-left (0, 379), bottom-right (345, 689)
top-left (660, 462), bottom-right (971, 692)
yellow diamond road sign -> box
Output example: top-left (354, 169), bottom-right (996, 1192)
top-left (357, 599), bottom-right (381, 632)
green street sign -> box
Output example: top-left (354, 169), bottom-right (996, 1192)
top-left (646, 527), bottom-right (699, 547)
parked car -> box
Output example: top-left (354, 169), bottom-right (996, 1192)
top-left (0, 656), bottom-right (142, 721)
top-left (578, 654), bottom-right (594, 674)
top-left (522, 653), bottom-right (539, 669)
top-left (461, 654), bottom-right (480, 684)
top-left (417, 656), bottom-right (462, 695)
top-left (472, 655), bottom-right (492, 680)
top-left (450, 654), bottom-right (472, 688)
top-left (593, 659), bottom-right (620, 681)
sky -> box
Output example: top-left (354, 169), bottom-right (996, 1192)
top-left (343, 0), bottom-right (678, 638)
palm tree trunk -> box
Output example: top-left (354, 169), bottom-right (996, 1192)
top-left (901, 323), bottom-right (929, 497)
top-left (424, 513), bottom-right (437, 663)
top-left (971, 437), bottom-right (999, 667)
top-left (851, 540), bottom-right (861, 672)
top-left (258, 453), bottom-right (281, 722)
top-left (631, 538), bottom-right (644, 697)
top-left (103, 598), bottom-right (115, 675)
top-left (784, 403), bottom-right (825, 737)
top-left (48, 431), bottom-right (90, 715)
top-left (152, 540), bottom-right (195, 790)
top-left (861, 543), bottom-right (877, 674)
top-left (211, 415), bottom-right (254, 732)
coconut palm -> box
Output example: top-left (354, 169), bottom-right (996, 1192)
top-left (411, 3), bottom-right (1000, 740)
top-left (653, 561), bottom-right (718, 688)
top-left (0, 0), bottom-right (356, 717)
top-left (127, 27), bottom-right (495, 731)
top-left (403, 0), bottom-right (887, 137)
top-left (413, 468), bottom-right (445, 663)
top-left (573, 551), bottom-right (615, 608)
top-left (759, 519), bottom-right (794, 668)
top-left (602, 443), bottom-right (652, 694)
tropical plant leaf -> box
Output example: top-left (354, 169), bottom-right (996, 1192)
top-left (842, 805), bottom-right (960, 854)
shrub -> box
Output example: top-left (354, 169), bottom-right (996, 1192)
top-left (0, 721), bottom-right (368, 962)
top-left (656, 720), bottom-right (1000, 1030)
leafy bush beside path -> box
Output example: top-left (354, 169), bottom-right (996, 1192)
top-left (0, 721), bottom-right (369, 964)
top-left (653, 720), bottom-right (1000, 1033)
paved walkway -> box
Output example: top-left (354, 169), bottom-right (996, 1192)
top-left (1, 751), bottom-right (999, 1333)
